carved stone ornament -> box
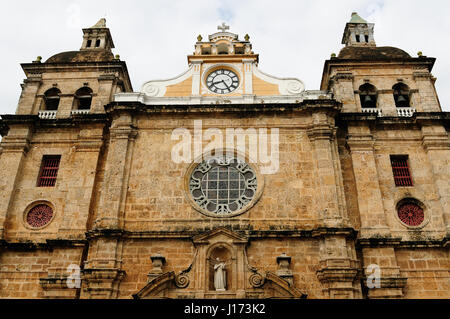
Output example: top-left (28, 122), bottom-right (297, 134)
top-left (150, 253), bottom-right (166, 274)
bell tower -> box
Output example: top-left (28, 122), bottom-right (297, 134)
top-left (80, 18), bottom-right (115, 51)
top-left (342, 12), bottom-right (376, 47)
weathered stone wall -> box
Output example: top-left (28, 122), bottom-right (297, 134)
top-left (122, 112), bottom-right (322, 232)
top-left (0, 246), bottom-right (84, 298)
top-left (118, 239), bottom-right (195, 298)
top-left (3, 125), bottom-right (104, 242)
top-left (396, 248), bottom-right (449, 298)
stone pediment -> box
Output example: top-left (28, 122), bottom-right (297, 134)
top-left (192, 227), bottom-right (248, 245)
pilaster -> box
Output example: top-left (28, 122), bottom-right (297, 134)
top-left (93, 110), bottom-right (136, 230)
top-left (191, 60), bottom-right (202, 96)
top-left (360, 246), bottom-right (407, 298)
top-left (92, 74), bottom-right (117, 113)
top-left (243, 59), bottom-right (253, 95)
top-left (306, 106), bottom-right (349, 227)
top-left (346, 122), bottom-right (391, 239)
top-left (330, 73), bottom-right (357, 112)
top-left (16, 73), bottom-right (42, 115)
top-left (81, 235), bottom-right (126, 299)
top-left (421, 124), bottom-right (450, 237)
top-left (413, 72), bottom-right (441, 112)
top-left (0, 124), bottom-right (32, 239)
top-left (316, 233), bottom-right (361, 298)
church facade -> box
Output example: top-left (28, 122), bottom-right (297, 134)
top-left (0, 13), bottom-right (448, 299)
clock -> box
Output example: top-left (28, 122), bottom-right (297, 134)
top-left (206, 69), bottom-right (239, 94)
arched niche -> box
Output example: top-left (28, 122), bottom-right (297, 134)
top-left (206, 243), bottom-right (234, 291)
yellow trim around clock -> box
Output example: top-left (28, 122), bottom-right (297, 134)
top-left (203, 65), bottom-right (241, 95)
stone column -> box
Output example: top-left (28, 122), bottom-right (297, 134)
top-left (81, 236), bottom-right (126, 299)
top-left (243, 59), bottom-right (253, 95)
top-left (360, 246), bottom-right (406, 298)
top-left (0, 124), bottom-right (32, 239)
top-left (331, 73), bottom-right (357, 112)
top-left (93, 110), bottom-right (136, 230)
top-left (421, 124), bottom-right (450, 236)
top-left (56, 94), bottom-right (75, 118)
top-left (191, 60), bottom-right (202, 97)
top-left (377, 90), bottom-right (397, 116)
top-left (316, 234), bottom-right (361, 299)
top-left (306, 107), bottom-right (349, 227)
top-left (413, 72), bottom-right (441, 112)
top-left (16, 74), bottom-right (42, 115)
top-left (81, 108), bottom-right (134, 299)
top-left (346, 122), bottom-right (391, 239)
top-left (91, 74), bottom-right (116, 113)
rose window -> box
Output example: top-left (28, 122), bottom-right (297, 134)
top-left (189, 156), bottom-right (257, 215)
top-left (26, 204), bottom-right (53, 228)
top-left (397, 203), bottom-right (424, 227)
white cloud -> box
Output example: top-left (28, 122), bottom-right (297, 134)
top-left (0, 0), bottom-right (448, 113)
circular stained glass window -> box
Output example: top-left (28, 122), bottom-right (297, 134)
top-left (397, 203), bottom-right (424, 227)
top-left (189, 156), bottom-right (257, 216)
top-left (26, 204), bottom-right (53, 228)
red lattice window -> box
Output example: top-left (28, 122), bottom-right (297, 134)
top-left (37, 155), bottom-right (61, 187)
top-left (390, 155), bottom-right (413, 187)
top-left (398, 203), bottom-right (424, 227)
top-left (26, 204), bottom-right (53, 228)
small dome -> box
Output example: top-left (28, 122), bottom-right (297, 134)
top-left (45, 50), bottom-right (115, 63)
top-left (338, 46), bottom-right (411, 60)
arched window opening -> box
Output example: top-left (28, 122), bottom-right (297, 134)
top-left (74, 87), bottom-right (93, 110)
top-left (95, 39), bottom-right (101, 47)
top-left (359, 83), bottom-right (377, 108)
top-left (43, 88), bottom-right (61, 110)
top-left (201, 47), bottom-right (211, 55)
top-left (208, 246), bottom-right (232, 291)
top-left (393, 83), bottom-right (410, 108)
top-left (234, 46), bottom-right (244, 54)
top-left (217, 43), bottom-right (229, 55)
top-left (86, 39), bottom-right (92, 47)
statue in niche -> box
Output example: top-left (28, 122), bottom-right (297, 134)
top-left (212, 257), bottom-right (230, 291)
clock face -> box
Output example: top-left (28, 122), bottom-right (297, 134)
top-left (206, 69), bottom-right (239, 94)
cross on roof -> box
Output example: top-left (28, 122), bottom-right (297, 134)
top-left (217, 22), bottom-right (230, 32)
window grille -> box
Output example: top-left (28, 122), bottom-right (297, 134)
top-left (37, 155), bottom-right (61, 187)
top-left (390, 155), bottom-right (413, 187)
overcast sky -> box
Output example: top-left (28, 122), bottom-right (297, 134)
top-left (0, 0), bottom-right (449, 113)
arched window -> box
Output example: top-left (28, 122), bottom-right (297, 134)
top-left (393, 83), bottom-right (410, 108)
top-left (74, 87), bottom-right (93, 110)
top-left (43, 88), bottom-right (61, 110)
top-left (217, 42), bottom-right (229, 55)
top-left (359, 83), bottom-right (377, 108)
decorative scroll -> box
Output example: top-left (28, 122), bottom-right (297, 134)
top-left (249, 272), bottom-right (265, 288)
top-left (174, 273), bottom-right (190, 288)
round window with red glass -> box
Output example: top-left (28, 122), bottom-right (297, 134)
top-left (26, 204), bottom-right (54, 228)
top-left (397, 202), bottom-right (424, 227)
